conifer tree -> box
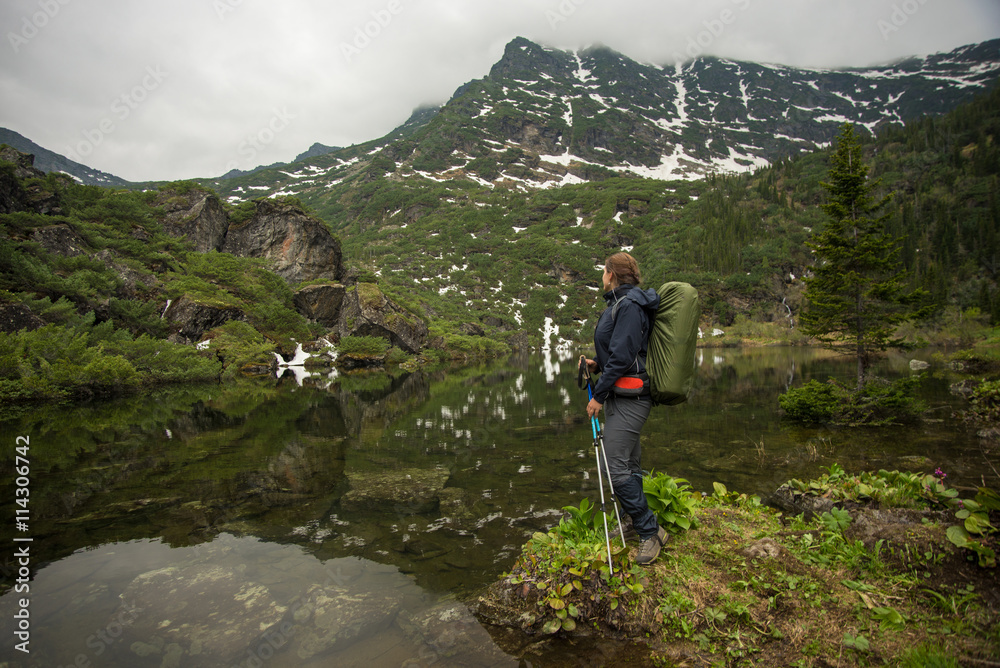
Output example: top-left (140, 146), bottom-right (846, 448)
top-left (801, 123), bottom-right (928, 389)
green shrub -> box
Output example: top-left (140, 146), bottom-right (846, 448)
top-left (778, 379), bottom-right (840, 422)
top-left (966, 379), bottom-right (1000, 424)
top-left (83, 354), bottom-right (139, 391)
top-left (210, 321), bottom-right (276, 377)
top-left (779, 376), bottom-right (925, 425)
top-left (439, 333), bottom-right (510, 358)
top-left (338, 335), bottom-right (390, 356)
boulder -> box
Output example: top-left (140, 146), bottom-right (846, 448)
top-left (459, 322), bottom-right (485, 337)
top-left (336, 282), bottom-right (427, 353)
top-left (293, 283), bottom-right (346, 327)
top-left (341, 467), bottom-right (450, 514)
top-left (163, 295), bottom-right (246, 343)
top-left (223, 200), bottom-right (343, 284)
top-left (158, 190), bottom-right (230, 253)
top-left (114, 564), bottom-right (286, 668)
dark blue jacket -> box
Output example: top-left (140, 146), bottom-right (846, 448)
top-left (592, 284), bottom-right (659, 403)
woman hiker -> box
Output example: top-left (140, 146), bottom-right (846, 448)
top-left (583, 252), bottom-right (668, 565)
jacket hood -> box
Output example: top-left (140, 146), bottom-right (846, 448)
top-left (604, 284), bottom-right (659, 310)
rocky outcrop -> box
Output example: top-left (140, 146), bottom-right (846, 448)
top-left (31, 223), bottom-right (86, 257)
top-left (223, 200), bottom-right (343, 284)
top-left (0, 301), bottom-right (45, 333)
top-left (94, 249), bottom-right (159, 298)
top-left (0, 147), bottom-right (61, 214)
top-left (163, 295), bottom-right (246, 343)
top-left (157, 190), bottom-right (230, 252)
top-left (336, 283), bottom-right (427, 353)
top-left (293, 283), bottom-right (345, 327)
top-left (0, 146), bottom-right (45, 180)
top-left (549, 262), bottom-right (580, 284)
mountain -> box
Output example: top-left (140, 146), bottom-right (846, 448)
top-left (294, 142), bottom-right (343, 162)
top-left (0, 127), bottom-right (130, 187)
top-left (203, 37), bottom-right (1000, 205)
top-left (4, 37), bottom-right (1000, 359)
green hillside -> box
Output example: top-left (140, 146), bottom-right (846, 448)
top-left (285, 78), bottom-right (1000, 343)
top-left (0, 173), bottom-right (319, 403)
top-left (2, 77), bottom-right (998, 404)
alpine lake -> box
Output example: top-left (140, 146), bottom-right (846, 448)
top-left (0, 346), bottom-right (991, 667)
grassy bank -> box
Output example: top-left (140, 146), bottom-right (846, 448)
top-left (477, 469), bottom-right (999, 666)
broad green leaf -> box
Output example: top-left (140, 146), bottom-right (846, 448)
top-left (542, 619), bottom-right (561, 634)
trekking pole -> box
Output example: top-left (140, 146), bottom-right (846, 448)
top-left (578, 357), bottom-right (626, 574)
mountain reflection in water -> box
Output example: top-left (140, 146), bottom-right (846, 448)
top-left (0, 347), bottom-right (988, 666)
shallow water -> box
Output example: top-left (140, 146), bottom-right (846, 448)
top-left (0, 347), bottom-right (989, 666)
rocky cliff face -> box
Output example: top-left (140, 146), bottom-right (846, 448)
top-left (222, 200), bottom-right (343, 284)
top-left (0, 147), bottom-right (61, 215)
top-left (157, 190), bottom-right (230, 253)
top-left (337, 282), bottom-right (427, 353)
top-left (156, 192), bottom-right (343, 284)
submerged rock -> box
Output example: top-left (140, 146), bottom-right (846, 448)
top-left (341, 467), bottom-right (451, 514)
top-left (396, 601), bottom-right (516, 666)
top-left (114, 564), bottom-right (286, 667)
top-left (289, 583), bottom-right (401, 661)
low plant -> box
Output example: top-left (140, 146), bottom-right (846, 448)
top-left (897, 643), bottom-right (960, 668)
top-left (643, 472), bottom-right (701, 533)
top-left (787, 463), bottom-right (999, 568)
top-left (505, 499), bottom-right (645, 634)
top-left (946, 487), bottom-right (999, 567)
top-left (786, 463), bottom-right (959, 509)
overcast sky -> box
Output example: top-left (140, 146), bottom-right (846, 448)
top-left (2, 0), bottom-right (998, 182)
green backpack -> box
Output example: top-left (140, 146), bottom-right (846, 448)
top-left (615, 282), bottom-right (700, 405)
top-left (647, 282), bottom-right (700, 405)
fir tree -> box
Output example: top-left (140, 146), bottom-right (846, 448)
top-left (801, 123), bottom-right (929, 389)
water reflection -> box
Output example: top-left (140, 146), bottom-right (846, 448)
top-left (0, 535), bottom-right (513, 667)
top-left (0, 348), bottom-right (990, 666)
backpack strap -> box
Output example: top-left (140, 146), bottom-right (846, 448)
top-left (610, 294), bottom-right (649, 375)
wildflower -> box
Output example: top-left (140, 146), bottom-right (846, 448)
top-left (934, 468), bottom-right (947, 480)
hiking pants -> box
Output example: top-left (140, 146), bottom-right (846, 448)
top-left (601, 394), bottom-right (658, 541)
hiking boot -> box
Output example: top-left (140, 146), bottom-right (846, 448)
top-left (616, 513), bottom-right (638, 542)
top-left (635, 526), bottom-right (668, 565)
